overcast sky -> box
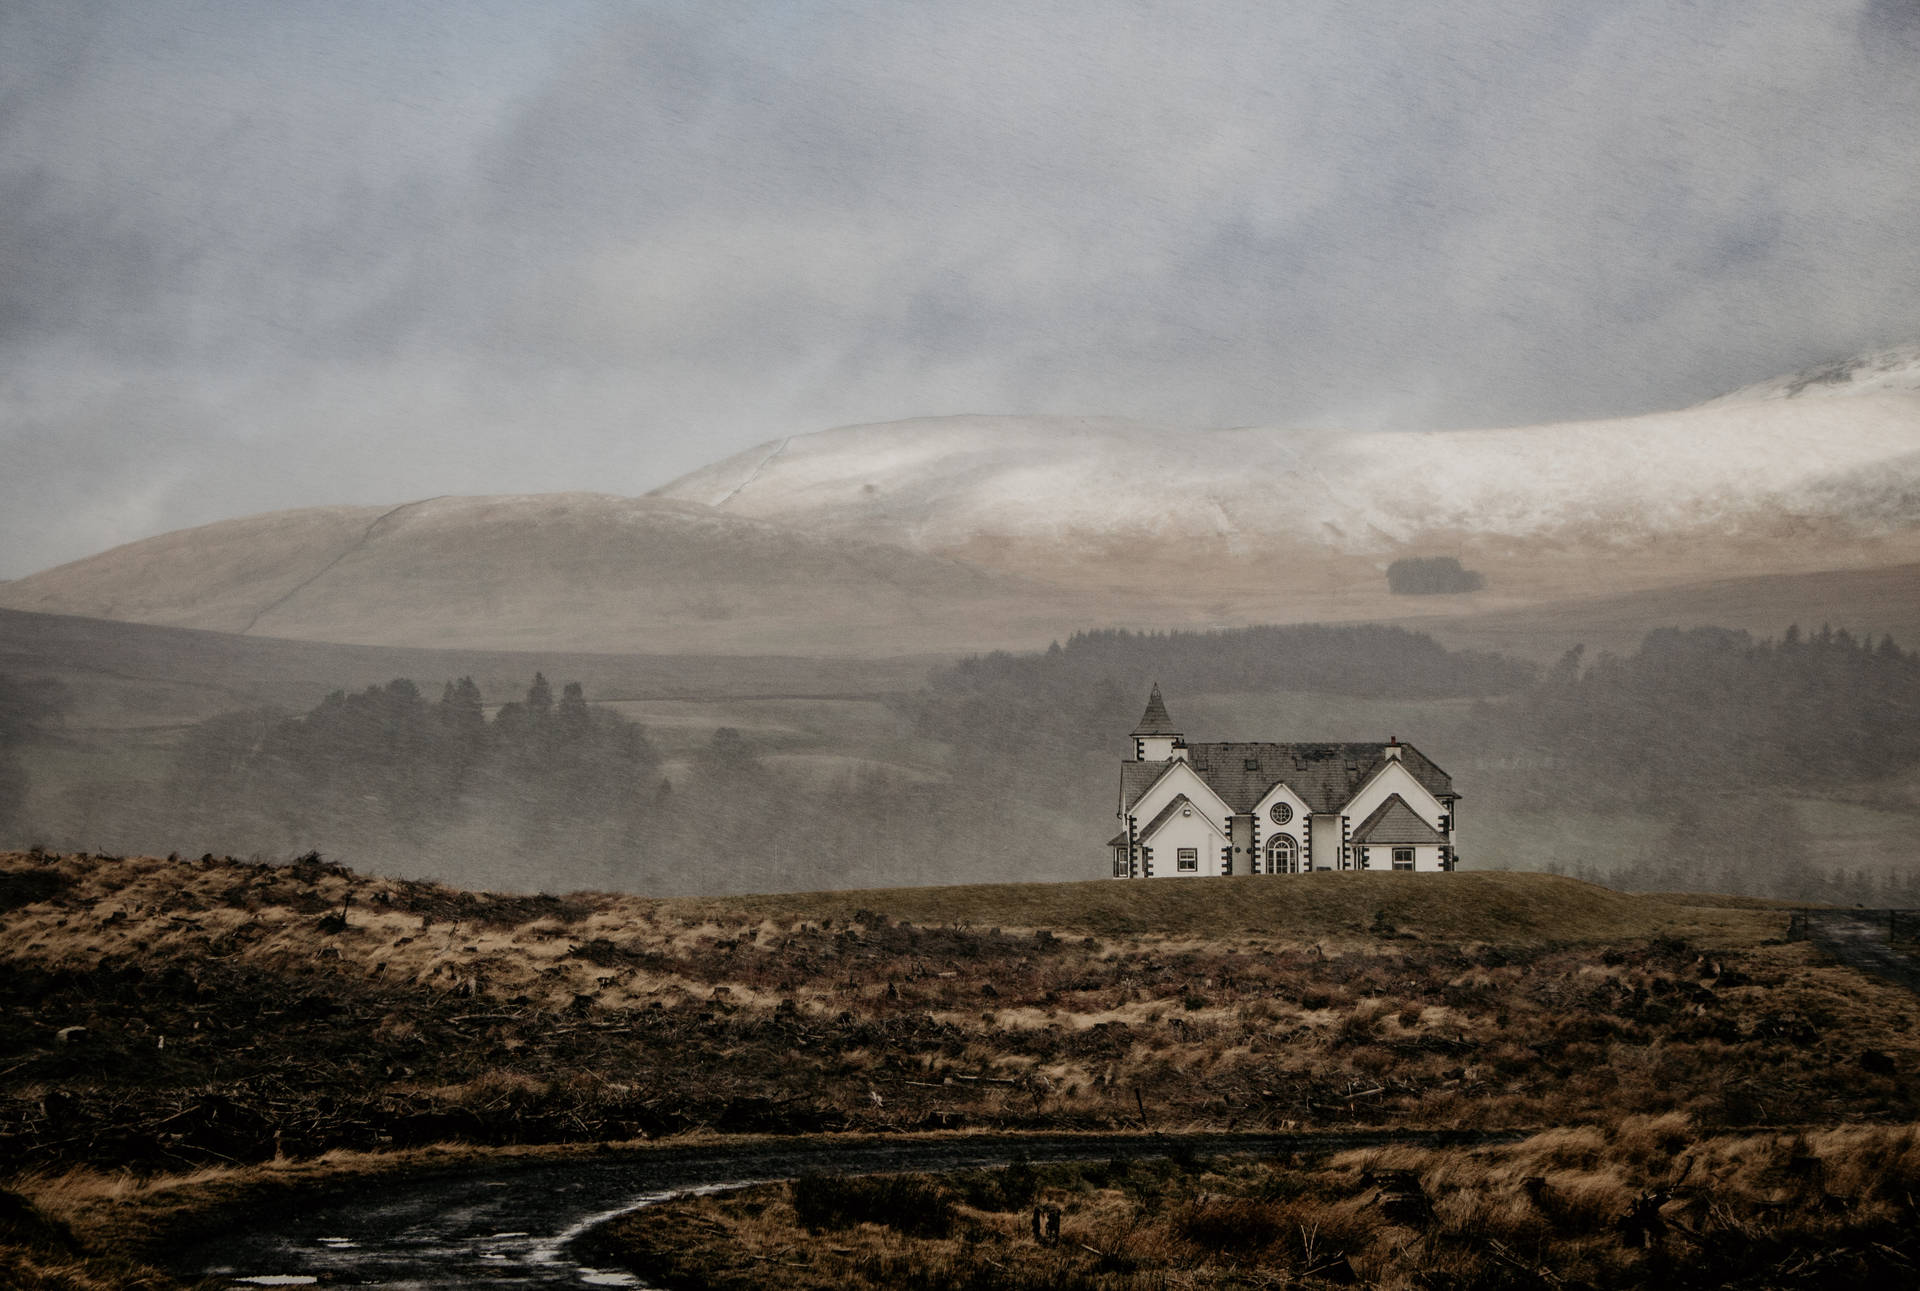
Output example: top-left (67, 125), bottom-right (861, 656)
top-left (3, 1), bottom-right (1919, 577)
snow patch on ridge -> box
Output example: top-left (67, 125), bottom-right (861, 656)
top-left (1705, 343), bottom-right (1920, 405)
top-left (652, 395), bottom-right (1920, 555)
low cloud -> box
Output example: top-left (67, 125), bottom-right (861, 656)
top-left (2, 0), bottom-right (1917, 575)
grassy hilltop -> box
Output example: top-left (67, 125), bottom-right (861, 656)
top-left (2, 849), bottom-right (1918, 1287)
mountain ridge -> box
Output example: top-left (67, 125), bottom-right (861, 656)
top-left (8, 345), bottom-right (1920, 652)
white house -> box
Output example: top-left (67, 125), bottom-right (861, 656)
top-left (1110, 685), bottom-right (1459, 878)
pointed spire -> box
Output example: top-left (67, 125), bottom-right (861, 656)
top-left (1131, 683), bottom-right (1178, 736)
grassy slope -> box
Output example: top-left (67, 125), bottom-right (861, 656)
top-left (691, 870), bottom-right (1787, 945)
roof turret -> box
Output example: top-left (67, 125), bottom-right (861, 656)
top-left (1131, 683), bottom-right (1179, 736)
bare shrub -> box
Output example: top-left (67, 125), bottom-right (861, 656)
top-left (1170, 1195), bottom-right (1286, 1251)
top-left (790, 1172), bottom-right (954, 1239)
top-left (1611, 1111), bottom-right (1695, 1169)
top-left (1335, 1000), bottom-right (1384, 1046)
top-left (1524, 1171), bottom-right (1635, 1235)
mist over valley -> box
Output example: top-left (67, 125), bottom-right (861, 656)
top-left (4, 347), bottom-right (1920, 903)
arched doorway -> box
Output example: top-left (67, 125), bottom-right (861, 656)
top-left (1263, 834), bottom-right (1299, 874)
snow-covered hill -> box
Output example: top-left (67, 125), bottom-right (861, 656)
top-left (654, 398), bottom-right (1920, 553)
top-left (10, 345), bottom-right (1920, 652)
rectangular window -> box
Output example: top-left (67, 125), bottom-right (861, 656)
top-left (1177, 848), bottom-right (1198, 872)
top-left (1112, 851), bottom-right (1128, 878)
top-left (1392, 847), bottom-right (1415, 871)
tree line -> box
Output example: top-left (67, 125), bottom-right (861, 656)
top-left (1505, 624), bottom-right (1920, 805)
top-left (11, 619), bottom-right (1920, 902)
top-left (903, 623), bottom-right (1534, 756)
top-left (62, 673), bottom-right (946, 895)
top-left (161, 674), bottom-right (661, 873)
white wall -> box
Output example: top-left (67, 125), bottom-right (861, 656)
top-left (1309, 813), bottom-right (1345, 870)
top-left (1127, 762), bottom-right (1233, 842)
top-left (1139, 808), bottom-right (1227, 878)
top-left (1344, 758), bottom-right (1448, 834)
top-left (1251, 782), bottom-right (1310, 831)
top-left (1137, 735), bottom-right (1186, 761)
top-left (1356, 842), bottom-right (1448, 872)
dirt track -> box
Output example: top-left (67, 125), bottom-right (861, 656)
top-left (167, 1130), bottom-right (1517, 1288)
top-left (1800, 910), bottom-right (1920, 993)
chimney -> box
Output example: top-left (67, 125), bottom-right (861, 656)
top-left (1384, 736), bottom-right (1402, 761)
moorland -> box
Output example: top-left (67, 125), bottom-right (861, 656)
top-left (3, 848), bottom-right (1918, 1287)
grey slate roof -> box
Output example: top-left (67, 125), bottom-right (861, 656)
top-left (1119, 760), bottom-right (1174, 816)
top-left (1121, 742), bottom-right (1454, 817)
top-left (1187, 742), bottom-right (1453, 814)
top-left (1352, 794), bottom-right (1447, 845)
top-left (1130, 683), bottom-right (1179, 736)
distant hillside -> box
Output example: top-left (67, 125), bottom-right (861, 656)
top-left (1406, 562), bottom-right (1920, 661)
top-left (0, 607), bottom-right (943, 735)
top-left (0, 494), bottom-right (1126, 655)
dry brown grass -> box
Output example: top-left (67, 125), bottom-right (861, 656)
top-left (5, 848), bottom-right (1919, 1283)
top-left (592, 1120), bottom-right (1920, 1289)
top-left (685, 868), bottom-right (1792, 947)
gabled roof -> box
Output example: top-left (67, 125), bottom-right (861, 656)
top-left (1130, 683), bottom-right (1179, 736)
top-left (1182, 742), bottom-right (1454, 815)
top-left (1119, 756), bottom-right (1236, 820)
top-left (1352, 794), bottom-right (1447, 845)
top-left (1120, 760), bottom-right (1173, 815)
top-left (1137, 793), bottom-right (1223, 842)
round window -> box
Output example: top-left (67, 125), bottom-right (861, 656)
top-left (1269, 802), bottom-right (1293, 825)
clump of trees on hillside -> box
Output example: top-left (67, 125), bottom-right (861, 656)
top-left (1386, 555), bottom-right (1485, 595)
top-left (902, 623), bottom-right (1530, 762)
top-left (924, 624), bottom-right (1531, 717)
top-left (163, 674), bottom-right (661, 881)
top-left (1482, 624), bottom-right (1920, 900)
top-left (144, 674), bottom-right (949, 894)
top-left (1508, 625), bottom-right (1920, 805)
